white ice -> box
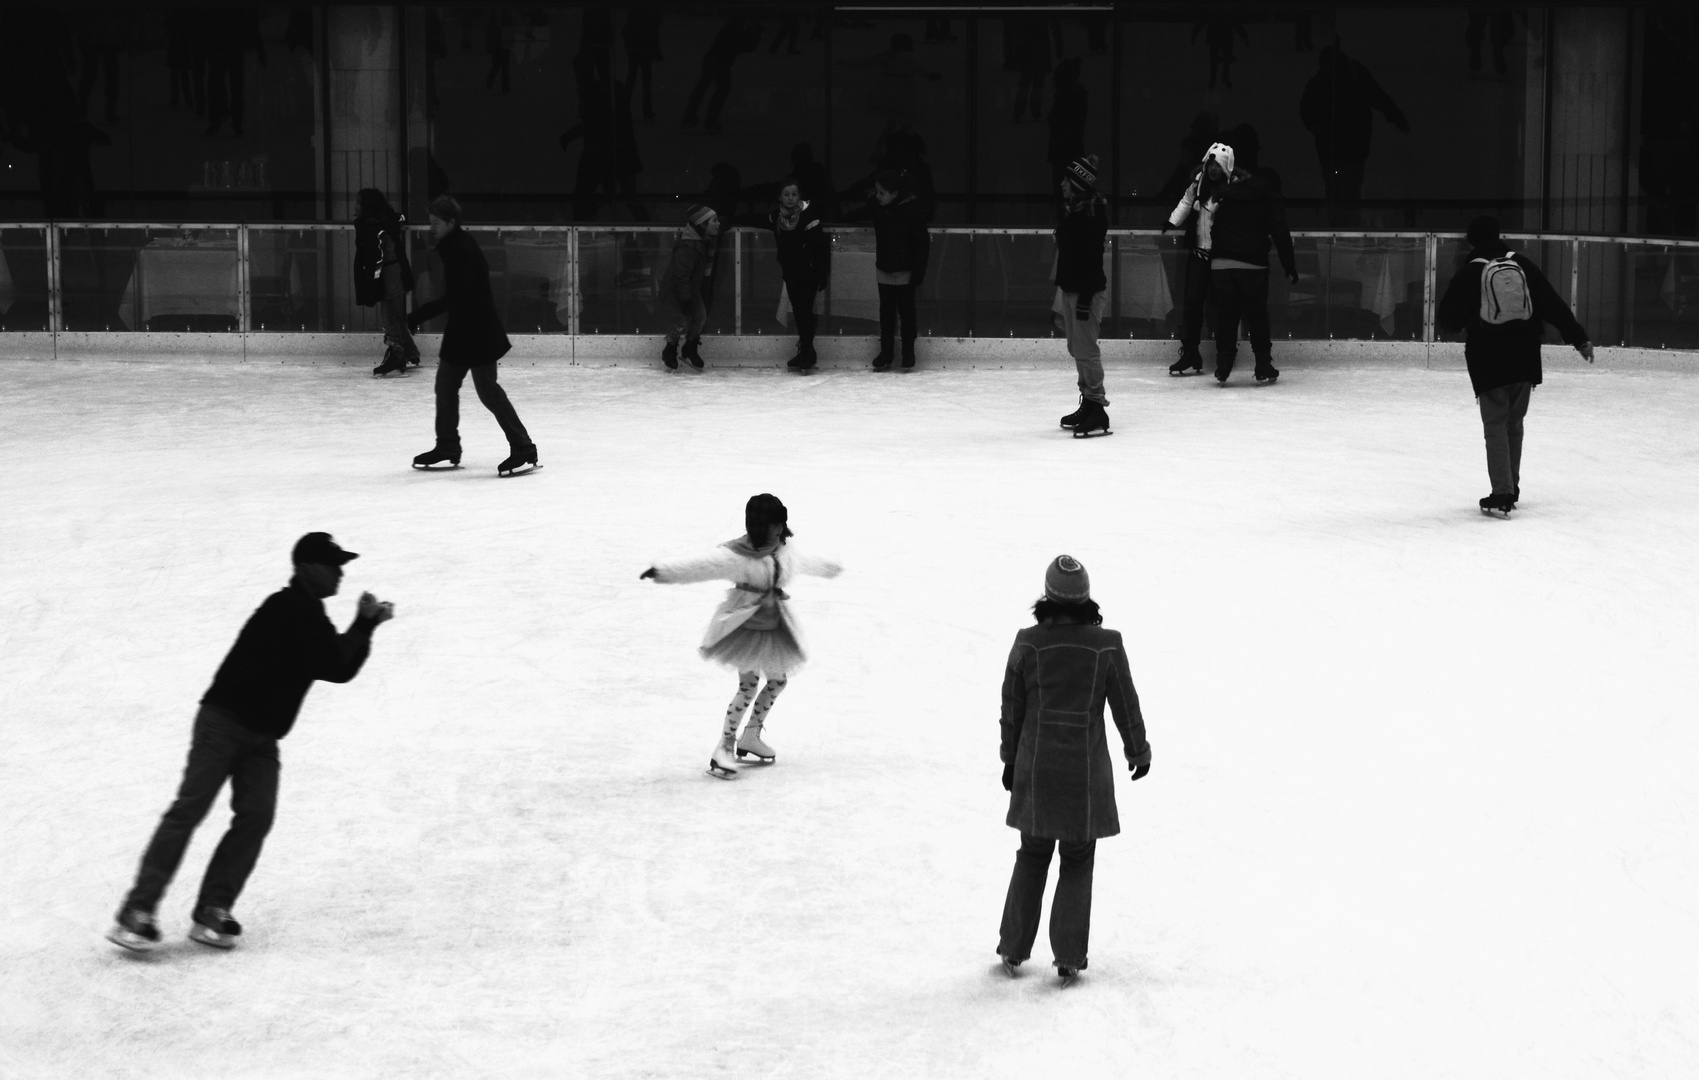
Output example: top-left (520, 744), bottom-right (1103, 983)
top-left (2, 353), bottom-right (1696, 1079)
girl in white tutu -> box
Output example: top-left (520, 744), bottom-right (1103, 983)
top-left (641, 494), bottom-right (842, 778)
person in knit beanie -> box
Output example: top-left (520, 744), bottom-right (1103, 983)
top-left (1054, 156), bottom-right (1111, 436)
top-left (661, 204), bottom-right (722, 371)
top-left (996, 554), bottom-right (1150, 985)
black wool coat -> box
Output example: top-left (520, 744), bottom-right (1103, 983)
top-left (872, 196), bottom-right (931, 285)
top-left (353, 212), bottom-right (414, 307)
top-left (769, 203), bottom-right (831, 286)
top-left (1054, 200), bottom-right (1108, 299)
top-left (409, 227), bottom-right (511, 366)
top-left (1209, 173), bottom-right (1297, 277)
top-left (1437, 243), bottom-right (1589, 396)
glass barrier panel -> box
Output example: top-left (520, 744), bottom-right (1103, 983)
top-left (821, 228), bottom-right (878, 338)
top-left (916, 232), bottom-right (971, 338)
top-left (484, 229), bottom-right (573, 335)
top-left (1574, 239), bottom-right (1627, 348)
top-left (1619, 242), bottom-right (1699, 350)
top-left (1293, 236), bottom-right (1427, 341)
top-left (247, 226), bottom-right (377, 334)
top-left (1111, 233), bottom-right (1183, 339)
top-left (737, 229), bottom-right (789, 339)
top-left (577, 229), bottom-right (734, 336)
top-left (971, 233), bottom-right (1062, 338)
top-left (60, 227), bottom-right (238, 333)
top-left (0, 228), bottom-right (50, 332)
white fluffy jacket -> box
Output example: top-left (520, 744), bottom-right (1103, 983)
top-left (651, 540), bottom-right (842, 652)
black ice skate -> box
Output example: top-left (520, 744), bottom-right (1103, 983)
top-left (412, 445), bottom-right (462, 470)
top-left (1254, 361), bottom-right (1280, 383)
top-left (189, 906), bottom-right (242, 950)
top-left (372, 351), bottom-right (408, 377)
top-left (1215, 364), bottom-right (1233, 385)
top-left (899, 346), bottom-right (916, 371)
top-left (1056, 963), bottom-right (1080, 987)
top-left (1169, 349), bottom-right (1204, 376)
top-left (662, 341), bottom-right (679, 370)
top-left (1070, 401), bottom-right (1112, 438)
top-left (1479, 493), bottom-right (1514, 518)
top-left (871, 349), bottom-right (892, 371)
top-left (1059, 397), bottom-right (1086, 429)
top-left (497, 444), bottom-right (540, 476)
top-left (106, 907), bottom-right (162, 953)
top-left (998, 954), bottom-right (1023, 978)
top-left (681, 339), bottom-right (705, 371)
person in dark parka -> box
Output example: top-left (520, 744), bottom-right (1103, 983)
top-left (107, 533), bottom-right (394, 953)
top-left (1437, 216), bottom-right (1593, 515)
top-left (997, 556), bottom-right (1151, 985)
top-left (354, 188), bottom-right (418, 377)
top-left (1207, 161), bottom-right (1299, 384)
top-left (769, 177), bottom-right (831, 371)
top-left (407, 195), bottom-right (539, 476)
top-left (870, 169), bottom-right (930, 370)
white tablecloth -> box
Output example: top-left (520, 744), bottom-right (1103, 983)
top-left (118, 242), bottom-right (240, 330)
top-left (1330, 242), bottom-right (1422, 333)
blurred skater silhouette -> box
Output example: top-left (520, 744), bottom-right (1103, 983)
top-left (623, 7), bottom-right (663, 120)
top-left (1465, 7), bottom-right (1517, 77)
top-left (1005, 15), bottom-right (1062, 121)
top-left (202, 8), bottom-right (266, 137)
top-left (1193, 11), bottom-right (1250, 89)
top-left (1299, 42), bottom-right (1409, 225)
top-left (681, 18), bottom-right (762, 133)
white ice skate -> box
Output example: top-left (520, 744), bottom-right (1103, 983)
top-left (735, 725), bottom-right (775, 764)
top-left (707, 741), bottom-right (741, 780)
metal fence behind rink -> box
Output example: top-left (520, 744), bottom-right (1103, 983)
top-left (4, 224), bottom-right (1698, 350)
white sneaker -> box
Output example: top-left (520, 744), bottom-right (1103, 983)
top-left (707, 743), bottom-right (740, 780)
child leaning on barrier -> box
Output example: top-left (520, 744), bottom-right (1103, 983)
top-left (661, 205), bottom-right (721, 373)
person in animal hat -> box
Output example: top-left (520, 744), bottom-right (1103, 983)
top-left (641, 495), bottom-right (842, 778)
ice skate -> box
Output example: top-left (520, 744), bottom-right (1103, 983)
top-left (1069, 401), bottom-right (1112, 438)
top-left (998, 954), bottom-right (1022, 978)
top-left (735, 724), bottom-right (776, 764)
top-left (411, 445), bottom-right (462, 470)
top-left (681, 339), bottom-right (705, 371)
top-left (372, 351), bottom-right (409, 377)
top-left (1059, 397), bottom-right (1086, 429)
top-left (870, 349), bottom-right (892, 371)
top-left (1168, 348), bottom-right (1203, 376)
top-left (188, 906), bottom-right (242, 950)
top-left (789, 346), bottom-right (818, 374)
top-left (1056, 963), bottom-right (1080, 987)
top-left (496, 443), bottom-right (540, 477)
top-left (106, 907), bottom-right (162, 953)
top-left (1254, 361), bottom-right (1280, 383)
top-left (707, 739), bottom-right (741, 780)
top-left (1215, 363), bottom-right (1233, 385)
top-left (1478, 493), bottom-right (1514, 518)
top-left (662, 341), bottom-right (679, 370)
top-left (900, 345), bottom-right (916, 371)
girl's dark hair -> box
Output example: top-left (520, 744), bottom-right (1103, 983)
top-left (1032, 598), bottom-right (1103, 626)
top-left (777, 175), bottom-right (802, 196)
top-left (873, 168), bottom-right (905, 194)
top-left (356, 188), bottom-right (391, 218)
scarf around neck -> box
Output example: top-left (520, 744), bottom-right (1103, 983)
top-left (775, 199), bottom-right (808, 231)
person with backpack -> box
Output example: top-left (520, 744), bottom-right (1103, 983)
top-left (1437, 216), bottom-right (1594, 516)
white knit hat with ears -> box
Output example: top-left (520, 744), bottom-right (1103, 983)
top-left (1203, 141), bottom-right (1236, 176)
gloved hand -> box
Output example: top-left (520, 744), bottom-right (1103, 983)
top-left (1193, 247), bottom-right (1212, 262)
top-left (1001, 761), bottom-right (1014, 792)
top-left (1130, 762), bottom-right (1150, 781)
top-left (1073, 300), bottom-right (1092, 321)
top-left (1286, 269), bottom-right (1300, 285)
top-left (639, 568), bottom-right (657, 580)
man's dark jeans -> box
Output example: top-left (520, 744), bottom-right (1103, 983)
top-left (124, 706), bottom-right (279, 913)
top-left (1211, 266), bottom-right (1274, 374)
top-left (435, 360), bottom-right (532, 452)
top-left (998, 832), bottom-right (1097, 968)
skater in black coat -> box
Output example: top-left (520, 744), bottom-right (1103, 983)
top-left (769, 178), bottom-right (831, 371)
top-left (1436, 216), bottom-right (1593, 515)
top-left (107, 533), bottom-right (394, 953)
top-left (1206, 163), bottom-right (1298, 384)
top-left (354, 189), bottom-right (418, 376)
top-left (870, 170), bottom-right (930, 370)
top-left (407, 196), bottom-right (539, 476)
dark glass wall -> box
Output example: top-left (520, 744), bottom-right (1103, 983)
top-left (0, 3), bottom-right (1693, 238)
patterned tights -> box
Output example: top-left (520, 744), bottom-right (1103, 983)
top-left (721, 671), bottom-right (787, 745)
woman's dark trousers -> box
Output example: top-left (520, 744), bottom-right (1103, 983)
top-left (123, 706), bottom-right (279, 913)
top-left (786, 275), bottom-right (820, 355)
top-left (998, 832), bottom-right (1096, 968)
top-left (877, 282), bottom-right (918, 362)
top-left (1210, 266), bottom-right (1273, 377)
top-left (436, 360), bottom-right (532, 451)
top-left (1179, 251), bottom-right (1213, 362)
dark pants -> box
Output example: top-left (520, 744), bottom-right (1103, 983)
top-left (1478, 381), bottom-right (1532, 496)
top-left (381, 264), bottom-right (418, 362)
top-left (1179, 251), bottom-right (1213, 357)
top-left (1211, 266), bottom-right (1274, 375)
top-left (998, 832), bottom-right (1096, 968)
top-left (877, 282), bottom-right (918, 359)
top-left (785, 274), bottom-right (820, 353)
top-left (435, 360), bottom-right (532, 451)
top-left (124, 706), bottom-right (279, 913)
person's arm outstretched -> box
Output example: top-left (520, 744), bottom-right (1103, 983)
top-left (1523, 257), bottom-right (1594, 361)
top-left (1106, 633), bottom-right (1151, 779)
top-left (640, 547), bottom-right (747, 584)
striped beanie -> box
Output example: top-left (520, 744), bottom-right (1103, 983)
top-left (685, 204), bottom-right (719, 234)
top-left (1065, 156), bottom-right (1098, 193)
top-left (1044, 555), bottom-right (1091, 602)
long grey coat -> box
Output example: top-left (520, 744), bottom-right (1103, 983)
top-left (1000, 622), bottom-right (1150, 841)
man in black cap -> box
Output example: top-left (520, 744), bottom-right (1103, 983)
top-left (1437, 216), bottom-right (1593, 516)
top-left (107, 534), bottom-right (394, 953)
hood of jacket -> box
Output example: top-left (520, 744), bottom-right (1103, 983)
top-left (1203, 141), bottom-right (1236, 178)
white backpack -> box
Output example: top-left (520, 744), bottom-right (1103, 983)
top-left (1473, 253), bottom-right (1533, 325)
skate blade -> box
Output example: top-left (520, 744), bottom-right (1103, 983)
top-left (412, 463), bottom-right (461, 471)
top-left (706, 762), bottom-right (740, 779)
top-left (188, 926), bottom-right (238, 950)
top-left (1480, 507), bottom-right (1512, 518)
top-left (999, 958), bottom-right (1020, 978)
top-left (1070, 429), bottom-right (1112, 438)
top-left (106, 928), bottom-right (161, 953)
top-left (734, 750), bottom-right (775, 763)
top-left (1168, 369), bottom-right (1203, 377)
top-left (1058, 973), bottom-right (1079, 988)
top-left (497, 463), bottom-right (541, 477)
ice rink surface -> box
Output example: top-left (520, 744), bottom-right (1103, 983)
top-left (2, 354), bottom-right (1696, 1079)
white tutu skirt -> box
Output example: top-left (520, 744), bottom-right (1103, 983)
top-left (701, 624), bottom-right (806, 677)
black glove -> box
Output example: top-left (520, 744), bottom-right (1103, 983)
top-left (639, 568), bottom-right (656, 580)
top-left (1130, 762), bottom-right (1150, 781)
top-left (1160, 221), bottom-right (1176, 233)
top-left (1073, 301), bottom-right (1091, 321)
top-left (1001, 761), bottom-right (1013, 792)
top-left (1285, 269), bottom-right (1300, 285)
top-left (1193, 247), bottom-right (1212, 262)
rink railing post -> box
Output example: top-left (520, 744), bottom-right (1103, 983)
top-left (1569, 238), bottom-right (1580, 315)
top-left (733, 228), bottom-right (743, 336)
top-left (1422, 233), bottom-right (1437, 343)
top-left (237, 224), bottom-right (251, 335)
top-left (568, 227), bottom-right (579, 349)
top-left (46, 223), bottom-right (62, 335)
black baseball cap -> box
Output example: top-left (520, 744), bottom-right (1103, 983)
top-left (292, 532), bottom-right (359, 566)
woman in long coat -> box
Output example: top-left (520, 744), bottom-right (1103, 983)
top-left (997, 555), bottom-right (1151, 983)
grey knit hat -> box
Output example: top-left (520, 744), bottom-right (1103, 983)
top-left (1044, 555), bottom-right (1090, 602)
